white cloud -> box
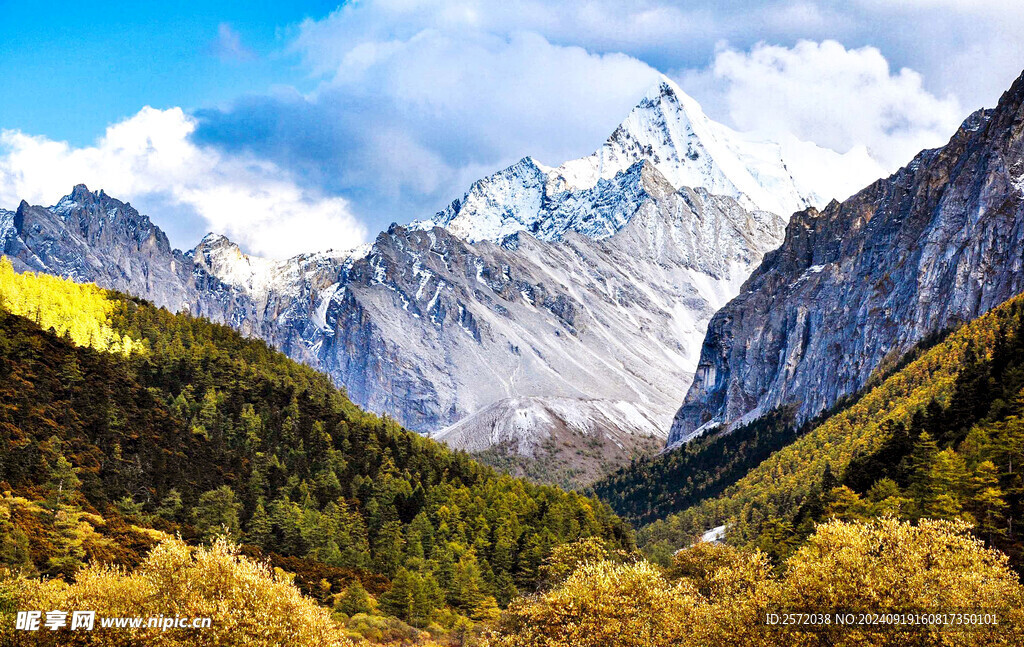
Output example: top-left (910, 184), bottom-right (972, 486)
top-left (289, 0), bottom-right (710, 74)
top-left (8, 1), bottom-right (1019, 254)
top-left (289, 0), bottom-right (1024, 111)
top-left (682, 40), bottom-right (964, 170)
top-left (199, 25), bottom-right (667, 231)
top-left (299, 28), bottom-right (664, 168)
top-left (0, 107), bottom-right (367, 258)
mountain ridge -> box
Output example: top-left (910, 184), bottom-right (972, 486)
top-left (421, 76), bottom-right (882, 246)
top-left (668, 68), bottom-right (1024, 446)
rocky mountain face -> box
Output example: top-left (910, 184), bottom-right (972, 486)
top-left (0, 186), bottom-right (256, 327)
top-left (191, 163), bottom-right (784, 440)
top-left (434, 396), bottom-right (666, 489)
top-left (668, 69), bottom-right (1024, 446)
top-left (1, 76), bottom-right (876, 485)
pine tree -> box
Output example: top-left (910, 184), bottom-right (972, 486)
top-left (0, 516), bottom-right (35, 576)
top-left (247, 502), bottom-right (273, 547)
top-left (46, 453), bottom-right (81, 508)
top-left (47, 508), bottom-right (86, 578)
top-left (373, 519), bottom-right (404, 576)
top-left (450, 550), bottom-right (486, 612)
top-left (907, 432), bottom-right (940, 517)
top-left (969, 461), bottom-right (1008, 544)
top-left (336, 581), bottom-right (374, 617)
top-left (823, 486), bottom-right (867, 522)
top-left (921, 449), bottom-right (968, 519)
top-left (269, 497), bottom-right (306, 556)
top-left (494, 571), bottom-right (518, 607)
top-left (865, 478), bottom-right (908, 517)
top-left (380, 567), bottom-right (415, 620)
top-left (193, 485), bottom-right (242, 541)
top-left (156, 489), bottom-right (183, 520)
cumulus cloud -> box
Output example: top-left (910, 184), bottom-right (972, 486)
top-left (7, 0), bottom-right (1021, 254)
top-left (681, 40), bottom-right (964, 169)
top-left (288, 0), bottom-right (713, 74)
top-left (194, 0), bottom-right (1022, 235)
top-left (0, 107), bottom-right (367, 258)
top-left (287, 0), bottom-right (1024, 109)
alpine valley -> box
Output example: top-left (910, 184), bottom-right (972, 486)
top-left (6, 35), bottom-right (1024, 647)
top-left (0, 77), bottom-right (880, 488)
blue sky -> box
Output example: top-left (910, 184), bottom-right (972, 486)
top-left (2, 1), bottom-right (1023, 257)
top-left (0, 1), bottom-right (336, 146)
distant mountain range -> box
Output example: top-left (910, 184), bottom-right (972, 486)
top-left (0, 76), bottom-right (882, 486)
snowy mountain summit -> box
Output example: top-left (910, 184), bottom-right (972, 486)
top-left (422, 76), bottom-right (880, 244)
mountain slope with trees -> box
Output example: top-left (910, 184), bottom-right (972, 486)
top-left (639, 292), bottom-right (1024, 570)
top-left (484, 518), bottom-right (1024, 647)
top-left (0, 258), bottom-right (631, 635)
top-left (593, 330), bottom-right (949, 526)
top-left (670, 68), bottom-right (1024, 447)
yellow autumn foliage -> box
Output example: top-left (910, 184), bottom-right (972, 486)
top-left (0, 256), bottom-right (143, 355)
top-left (774, 517), bottom-right (1024, 646)
top-left (489, 518), bottom-right (1024, 647)
top-left (486, 559), bottom-right (700, 647)
top-left (2, 537), bottom-right (354, 646)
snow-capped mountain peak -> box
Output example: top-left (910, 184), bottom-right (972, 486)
top-left (188, 233), bottom-right (291, 301)
top-left (422, 75), bottom-right (883, 245)
top-left (558, 75), bottom-right (818, 216)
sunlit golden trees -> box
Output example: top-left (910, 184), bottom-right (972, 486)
top-left (489, 518), bottom-right (1024, 647)
top-left (487, 559), bottom-right (699, 647)
top-left (4, 537), bottom-right (354, 647)
top-left (0, 256), bottom-right (142, 355)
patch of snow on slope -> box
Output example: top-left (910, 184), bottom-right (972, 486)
top-left (433, 396), bottom-right (666, 457)
top-left (313, 282), bottom-right (342, 332)
top-left (0, 210), bottom-right (15, 244)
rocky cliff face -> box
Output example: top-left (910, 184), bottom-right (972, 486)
top-left (0, 185), bottom-right (256, 326)
top-left (432, 396), bottom-right (665, 489)
top-left (668, 69), bottom-right (1024, 446)
top-left (191, 162), bottom-right (784, 436)
top-left (0, 163), bottom-right (783, 448)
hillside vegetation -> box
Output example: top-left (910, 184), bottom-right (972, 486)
top-left (485, 518), bottom-right (1024, 646)
top-left (0, 258), bottom-right (143, 355)
top-left (3, 537), bottom-right (356, 647)
top-left (639, 293), bottom-right (1024, 568)
top-left (0, 258), bottom-right (631, 640)
top-left (593, 331), bottom-right (948, 526)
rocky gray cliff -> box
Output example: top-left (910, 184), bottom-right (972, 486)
top-left (0, 185), bottom-right (257, 327)
top-left (0, 161), bottom-right (783, 487)
top-left (668, 69), bottom-right (1024, 446)
top-left (191, 161), bottom-right (784, 437)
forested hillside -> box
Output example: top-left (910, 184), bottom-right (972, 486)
top-left (484, 518), bottom-right (1024, 646)
top-left (638, 293), bottom-right (1024, 569)
top-left (594, 331), bottom-right (948, 526)
top-left (0, 258), bottom-right (631, 639)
